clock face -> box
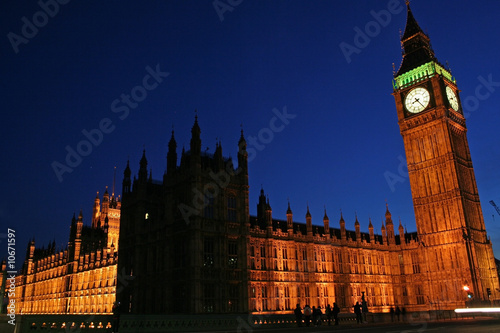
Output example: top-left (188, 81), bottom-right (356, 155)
top-left (405, 87), bottom-right (430, 113)
top-left (446, 86), bottom-right (459, 111)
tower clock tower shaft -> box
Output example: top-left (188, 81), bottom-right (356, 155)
top-left (393, 2), bottom-right (499, 307)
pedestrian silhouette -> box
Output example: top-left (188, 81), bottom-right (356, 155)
top-left (395, 306), bottom-right (401, 321)
top-left (332, 302), bottom-right (340, 325)
top-left (294, 304), bottom-right (302, 327)
top-left (354, 302), bottom-right (362, 324)
top-left (325, 304), bottom-right (332, 325)
top-left (304, 304), bottom-right (312, 327)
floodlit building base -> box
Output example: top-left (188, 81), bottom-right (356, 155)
top-left (12, 311), bottom-right (500, 333)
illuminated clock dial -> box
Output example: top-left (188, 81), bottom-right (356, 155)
top-left (405, 87), bottom-right (430, 113)
top-left (446, 86), bottom-right (459, 111)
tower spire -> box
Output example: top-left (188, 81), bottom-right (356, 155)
top-left (122, 160), bottom-right (132, 194)
top-left (112, 166), bottom-right (116, 198)
top-left (139, 149), bottom-right (148, 181)
top-left (401, 0), bottom-right (424, 41)
top-left (167, 130), bottom-right (177, 175)
top-left (395, 1), bottom-right (439, 77)
top-left (190, 111), bottom-right (201, 155)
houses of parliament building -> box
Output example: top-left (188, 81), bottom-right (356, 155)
top-left (8, 2), bottom-right (500, 316)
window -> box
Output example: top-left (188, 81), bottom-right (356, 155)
top-left (275, 287), bottom-right (280, 310)
top-left (262, 286), bottom-right (268, 310)
top-left (416, 284), bottom-right (425, 304)
top-left (227, 196), bottom-right (237, 221)
top-left (284, 286), bottom-right (290, 310)
top-left (399, 254), bottom-right (405, 275)
top-left (204, 197), bottom-right (214, 219)
top-left (260, 258), bottom-right (266, 270)
top-left (204, 238), bottom-right (214, 267)
top-left (228, 284), bottom-right (239, 312)
top-left (228, 242), bottom-right (238, 268)
top-left (228, 243), bottom-right (237, 255)
top-left (411, 252), bottom-right (420, 274)
top-left (203, 283), bottom-right (216, 313)
top-left (283, 248), bottom-right (288, 271)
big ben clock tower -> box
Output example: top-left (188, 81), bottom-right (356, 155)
top-left (393, 2), bottom-right (499, 307)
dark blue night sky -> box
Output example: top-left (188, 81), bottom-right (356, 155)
top-left (2, 1), bottom-right (500, 266)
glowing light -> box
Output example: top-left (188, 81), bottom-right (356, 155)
top-left (463, 286), bottom-right (470, 291)
top-left (454, 308), bottom-right (500, 313)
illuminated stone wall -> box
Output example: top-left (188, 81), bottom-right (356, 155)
top-left (14, 192), bottom-right (119, 315)
top-left (246, 195), bottom-right (429, 314)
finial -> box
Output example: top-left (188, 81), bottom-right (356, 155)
top-left (112, 166), bottom-right (116, 197)
top-left (446, 60), bottom-right (452, 73)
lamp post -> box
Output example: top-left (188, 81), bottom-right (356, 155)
top-left (463, 285), bottom-right (473, 302)
top-left (463, 228), bottom-right (480, 303)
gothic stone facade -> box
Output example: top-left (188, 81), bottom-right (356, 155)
top-left (117, 4), bottom-right (500, 315)
top-left (116, 118), bottom-right (472, 315)
top-left (9, 2), bottom-right (500, 317)
top-left (13, 190), bottom-right (120, 314)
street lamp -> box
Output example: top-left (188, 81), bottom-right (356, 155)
top-left (463, 285), bottom-right (473, 299)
